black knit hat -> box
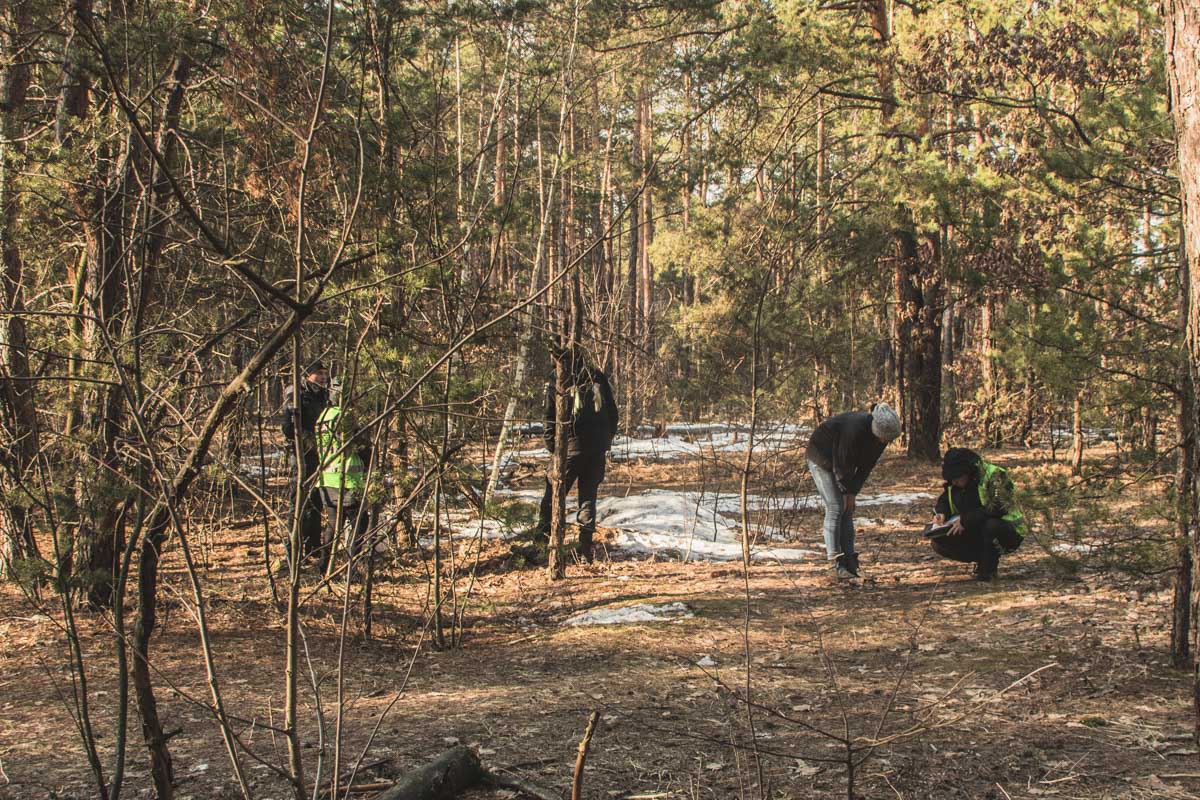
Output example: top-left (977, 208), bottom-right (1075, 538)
top-left (305, 360), bottom-right (327, 375)
top-left (941, 447), bottom-right (981, 481)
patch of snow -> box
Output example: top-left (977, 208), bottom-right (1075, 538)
top-left (494, 487), bottom-right (544, 502)
top-left (387, 508), bottom-right (520, 545)
top-left (430, 511), bottom-right (513, 541)
top-left (696, 655), bottom-right (718, 667)
top-left (1051, 542), bottom-right (1097, 555)
top-left (485, 485), bottom-right (934, 561)
top-left (707, 494), bottom-right (820, 514)
top-left (238, 449), bottom-right (290, 478)
top-left (613, 530), bottom-right (819, 562)
top-left (564, 601), bottom-right (694, 626)
top-left (855, 491), bottom-right (935, 507)
top-left (514, 421), bottom-right (809, 465)
top-left (596, 490), bottom-right (819, 562)
top-left (512, 422), bottom-right (545, 437)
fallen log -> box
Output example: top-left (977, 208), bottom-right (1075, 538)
top-left (373, 746), bottom-right (483, 800)
top-left (369, 746), bottom-right (563, 800)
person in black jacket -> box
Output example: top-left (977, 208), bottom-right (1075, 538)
top-left (805, 403), bottom-right (901, 579)
top-left (532, 350), bottom-right (619, 562)
top-left (282, 360), bottom-right (329, 566)
top-left (930, 448), bottom-right (1026, 581)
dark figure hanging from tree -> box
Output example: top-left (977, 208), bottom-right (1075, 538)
top-left (531, 348), bottom-right (618, 563)
top-left (282, 360), bottom-right (329, 567)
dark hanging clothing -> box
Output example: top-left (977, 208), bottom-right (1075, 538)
top-left (281, 379), bottom-right (329, 564)
top-left (282, 380), bottom-right (330, 444)
top-left (804, 411), bottom-right (887, 496)
top-left (536, 453), bottom-right (605, 543)
top-left (543, 367), bottom-right (619, 457)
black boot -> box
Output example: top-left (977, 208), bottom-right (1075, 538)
top-left (576, 529), bottom-right (595, 563)
top-left (973, 549), bottom-right (999, 582)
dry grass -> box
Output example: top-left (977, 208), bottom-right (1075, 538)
top-left (0, 447), bottom-right (1193, 800)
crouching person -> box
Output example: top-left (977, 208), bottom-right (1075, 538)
top-left (315, 378), bottom-right (372, 576)
top-left (930, 448), bottom-right (1025, 582)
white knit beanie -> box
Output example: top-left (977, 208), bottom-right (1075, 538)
top-left (871, 402), bottom-right (901, 442)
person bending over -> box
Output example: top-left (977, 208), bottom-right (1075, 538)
top-left (805, 403), bottom-right (901, 579)
top-left (930, 447), bottom-right (1025, 582)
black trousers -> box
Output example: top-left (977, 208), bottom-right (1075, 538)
top-left (318, 486), bottom-right (370, 570)
top-left (930, 517), bottom-right (1022, 571)
top-left (537, 451), bottom-right (606, 548)
top-left (289, 451), bottom-right (325, 562)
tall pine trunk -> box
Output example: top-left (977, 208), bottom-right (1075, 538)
top-left (1165, 0), bottom-right (1200, 739)
top-left (0, 0), bottom-right (42, 577)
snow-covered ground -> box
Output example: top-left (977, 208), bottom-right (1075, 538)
top-left (593, 490), bottom-right (819, 562)
top-left (563, 601), bottom-right (694, 626)
top-left (514, 421), bottom-right (810, 464)
top-left (408, 485), bottom-right (936, 562)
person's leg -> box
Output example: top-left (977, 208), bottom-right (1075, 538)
top-left (973, 518), bottom-right (1020, 578)
top-left (302, 484), bottom-right (324, 558)
top-left (930, 533), bottom-right (983, 563)
top-left (536, 477), bottom-right (553, 534)
top-left (316, 486), bottom-right (341, 573)
top-left (931, 522), bottom-right (1004, 579)
top-left (574, 454), bottom-right (606, 562)
top-left (289, 452), bottom-right (323, 564)
top-left (839, 507), bottom-right (857, 572)
top-left (808, 460), bottom-right (844, 562)
top-left (534, 464), bottom-right (579, 542)
top-left (342, 499), bottom-right (368, 570)
top-left (987, 518), bottom-right (1022, 553)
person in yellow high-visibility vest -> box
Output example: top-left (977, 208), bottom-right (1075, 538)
top-left (930, 448), bottom-right (1026, 582)
top-left (315, 378), bottom-right (371, 574)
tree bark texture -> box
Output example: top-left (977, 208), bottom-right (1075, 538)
top-left (0, 0), bottom-right (42, 576)
top-left (374, 747), bottom-right (484, 800)
top-left (1165, 0), bottom-right (1200, 739)
top-left (897, 231), bottom-right (942, 461)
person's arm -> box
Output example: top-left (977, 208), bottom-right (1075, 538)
top-left (834, 432), bottom-right (865, 514)
top-left (840, 434), bottom-right (884, 496)
top-left (934, 487), bottom-right (951, 521)
top-left (831, 423), bottom-right (852, 494)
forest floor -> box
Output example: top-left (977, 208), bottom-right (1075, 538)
top-left (1, 440), bottom-right (1196, 800)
